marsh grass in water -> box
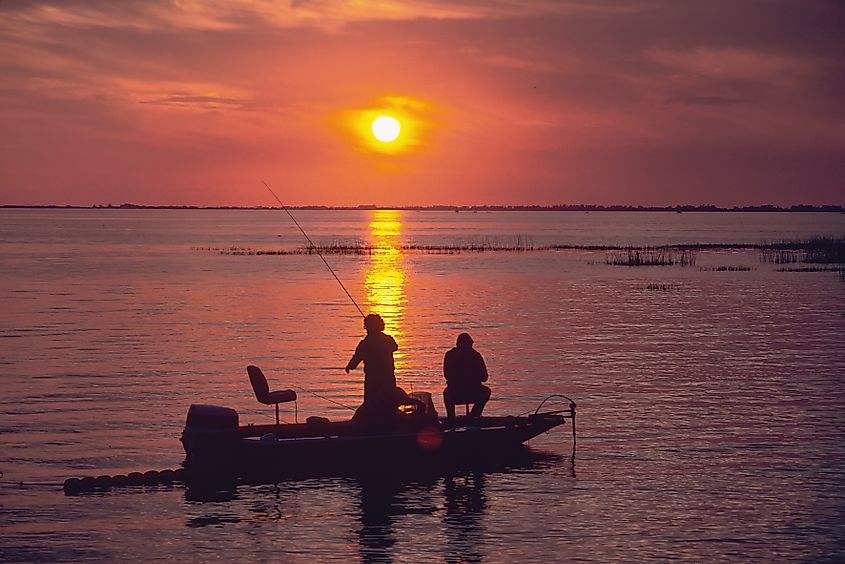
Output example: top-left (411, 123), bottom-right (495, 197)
top-left (193, 236), bottom-right (541, 256)
top-left (192, 244), bottom-right (369, 256)
top-left (194, 239), bottom-right (767, 257)
top-left (606, 248), bottom-right (697, 267)
top-left (759, 236), bottom-right (845, 264)
top-left (777, 266), bottom-right (843, 273)
top-left (193, 236), bottom-right (845, 272)
top-left (703, 266), bottom-right (754, 271)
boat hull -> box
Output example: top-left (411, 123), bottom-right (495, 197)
top-left (181, 408), bottom-right (566, 479)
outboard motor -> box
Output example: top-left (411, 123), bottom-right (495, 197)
top-left (181, 404), bottom-right (240, 472)
top-left (183, 404), bottom-right (239, 432)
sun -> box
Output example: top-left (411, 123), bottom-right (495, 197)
top-left (371, 115), bottom-right (401, 143)
top-left (340, 96), bottom-right (429, 155)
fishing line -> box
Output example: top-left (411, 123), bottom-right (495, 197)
top-left (262, 182), bottom-right (367, 411)
top-left (262, 180), bottom-right (365, 319)
top-left (290, 385), bottom-right (357, 411)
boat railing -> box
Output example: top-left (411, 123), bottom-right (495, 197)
top-left (531, 394), bottom-right (577, 454)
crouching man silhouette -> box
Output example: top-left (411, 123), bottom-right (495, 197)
top-left (443, 332), bottom-right (491, 421)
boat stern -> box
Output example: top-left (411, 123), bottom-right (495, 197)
top-left (180, 404), bottom-right (241, 471)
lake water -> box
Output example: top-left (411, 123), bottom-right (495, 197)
top-left (1, 209), bottom-right (844, 562)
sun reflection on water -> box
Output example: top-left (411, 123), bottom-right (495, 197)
top-left (364, 210), bottom-right (407, 372)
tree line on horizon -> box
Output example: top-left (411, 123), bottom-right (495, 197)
top-left (2, 203), bottom-right (843, 212)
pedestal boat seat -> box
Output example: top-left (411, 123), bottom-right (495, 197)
top-left (247, 365), bottom-right (297, 425)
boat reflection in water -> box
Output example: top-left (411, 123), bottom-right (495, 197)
top-left (355, 450), bottom-right (568, 562)
top-left (443, 471), bottom-right (486, 563)
top-left (183, 449), bottom-right (568, 562)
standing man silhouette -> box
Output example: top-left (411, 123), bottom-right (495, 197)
top-left (443, 333), bottom-right (491, 421)
top-left (346, 313), bottom-right (401, 424)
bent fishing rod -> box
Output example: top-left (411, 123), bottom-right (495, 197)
top-left (262, 180), bottom-right (365, 319)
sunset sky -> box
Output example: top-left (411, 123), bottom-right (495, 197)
top-left (1, 0), bottom-right (843, 207)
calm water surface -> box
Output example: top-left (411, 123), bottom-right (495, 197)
top-left (1, 209), bottom-right (844, 562)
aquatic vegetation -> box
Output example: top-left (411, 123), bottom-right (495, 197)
top-left (759, 248), bottom-right (801, 264)
top-left (191, 244), bottom-right (370, 256)
top-left (802, 237), bottom-right (845, 263)
top-left (703, 265), bottom-right (753, 271)
top-left (193, 238), bottom-right (843, 272)
top-left (760, 236), bottom-right (845, 264)
top-left (407, 235), bottom-right (538, 253)
top-left (767, 237), bottom-right (845, 280)
top-left (193, 236), bottom-right (540, 256)
top-left (776, 266), bottom-right (842, 273)
top-left (605, 247), bottom-right (697, 267)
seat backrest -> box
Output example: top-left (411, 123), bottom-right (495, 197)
top-left (247, 365), bottom-right (269, 402)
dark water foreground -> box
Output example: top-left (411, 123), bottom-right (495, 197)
top-left (1, 209), bottom-right (844, 562)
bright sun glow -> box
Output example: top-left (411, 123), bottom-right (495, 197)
top-left (340, 96), bottom-right (429, 155)
top-left (371, 115), bottom-right (401, 143)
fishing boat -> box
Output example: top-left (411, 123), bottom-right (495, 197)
top-left (177, 190), bottom-right (575, 479)
top-left (180, 366), bottom-right (576, 478)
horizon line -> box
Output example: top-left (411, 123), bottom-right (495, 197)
top-left (1, 203), bottom-right (844, 212)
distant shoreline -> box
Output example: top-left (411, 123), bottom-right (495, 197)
top-left (1, 203), bottom-right (843, 212)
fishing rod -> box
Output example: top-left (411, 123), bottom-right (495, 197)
top-left (262, 180), bottom-right (365, 319)
top-left (290, 384), bottom-right (356, 411)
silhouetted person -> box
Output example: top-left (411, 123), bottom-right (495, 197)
top-left (347, 313), bottom-right (405, 425)
top-left (443, 333), bottom-right (491, 420)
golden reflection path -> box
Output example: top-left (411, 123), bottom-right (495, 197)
top-left (364, 210), bottom-right (408, 374)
